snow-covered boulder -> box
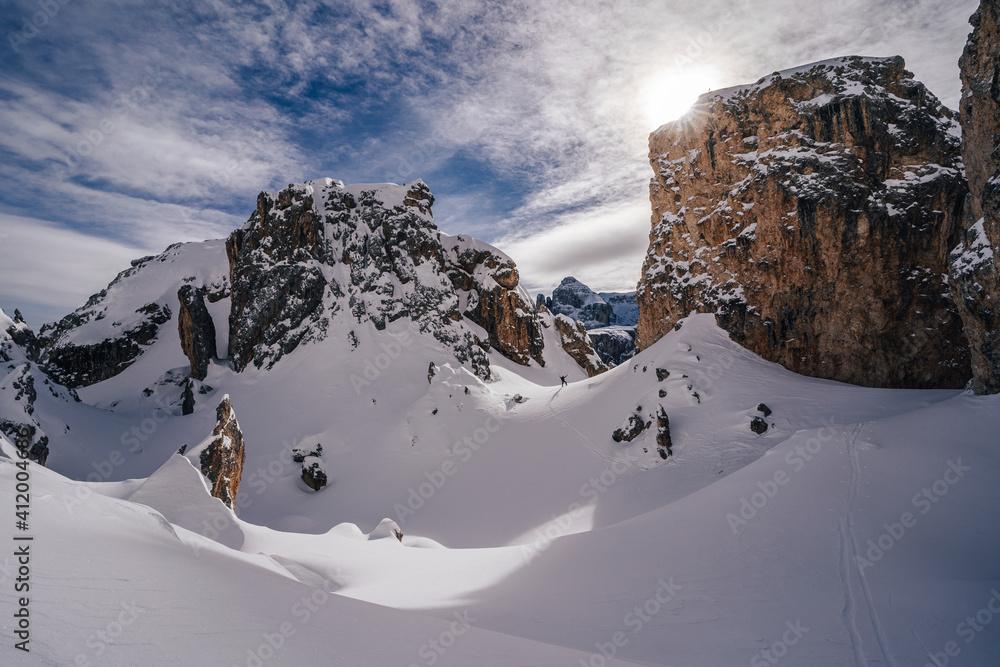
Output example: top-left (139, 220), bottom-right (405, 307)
top-left (612, 412), bottom-right (647, 443)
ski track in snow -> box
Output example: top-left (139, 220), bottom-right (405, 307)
top-left (839, 422), bottom-right (898, 667)
top-left (545, 387), bottom-right (648, 471)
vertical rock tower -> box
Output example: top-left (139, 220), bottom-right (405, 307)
top-left (637, 56), bottom-right (970, 389)
top-left (953, 0), bottom-right (1000, 395)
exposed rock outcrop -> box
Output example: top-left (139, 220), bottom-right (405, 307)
top-left (35, 243), bottom-right (229, 389)
top-left (587, 326), bottom-right (636, 366)
top-left (177, 285), bottom-right (217, 381)
top-left (447, 239), bottom-right (544, 367)
top-left (187, 395), bottom-right (245, 508)
top-left (40, 301), bottom-right (171, 388)
top-left (637, 56), bottom-right (970, 389)
top-left (1, 309), bottom-right (78, 465)
top-left (612, 411), bottom-right (648, 443)
top-left (225, 178), bottom-right (592, 378)
top-left (538, 277), bottom-right (639, 330)
top-left (543, 277), bottom-right (615, 328)
top-left (953, 1), bottom-right (1000, 394)
top-left (655, 406), bottom-right (672, 458)
top-left (551, 314), bottom-right (608, 377)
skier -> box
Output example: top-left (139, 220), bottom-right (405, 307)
top-left (560, 375), bottom-right (567, 387)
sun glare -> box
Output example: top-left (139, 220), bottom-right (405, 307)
top-left (640, 66), bottom-right (721, 127)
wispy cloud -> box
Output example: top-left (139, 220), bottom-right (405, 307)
top-left (0, 0), bottom-right (979, 317)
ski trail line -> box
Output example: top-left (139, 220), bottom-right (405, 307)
top-left (845, 422), bottom-right (898, 667)
top-left (838, 512), bottom-right (866, 666)
top-left (546, 390), bottom-right (643, 470)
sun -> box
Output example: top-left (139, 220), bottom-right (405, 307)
top-left (639, 66), bottom-right (722, 127)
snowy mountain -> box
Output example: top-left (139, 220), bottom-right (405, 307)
top-left (3, 26), bottom-right (1000, 664)
top-left (538, 276), bottom-right (638, 330)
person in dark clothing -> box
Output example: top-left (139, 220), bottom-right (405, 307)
top-left (560, 375), bottom-right (567, 387)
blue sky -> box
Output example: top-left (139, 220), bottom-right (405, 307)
top-left (0, 0), bottom-right (979, 326)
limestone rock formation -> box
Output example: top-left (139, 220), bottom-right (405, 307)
top-left (445, 236), bottom-right (544, 367)
top-left (953, 1), bottom-right (1000, 394)
top-left (655, 406), bottom-right (672, 458)
top-left (637, 56), bottom-right (970, 389)
top-left (35, 242), bottom-right (229, 389)
top-left (544, 277), bottom-right (615, 328)
top-left (40, 300), bottom-right (171, 388)
top-left (226, 178), bottom-right (590, 378)
top-left (612, 412), bottom-right (648, 443)
top-left (1, 309), bottom-right (78, 465)
top-left (550, 314), bottom-right (608, 377)
top-left (539, 277), bottom-right (639, 330)
top-left (292, 444), bottom-right (328, 491)
top-left (186, 395), bottom-right (246, 508)
top-left (177, 285), bottom-right (218, 381)
top-left (587, 327), bottom-right (636, 367)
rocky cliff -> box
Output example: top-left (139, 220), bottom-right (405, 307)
top-left (177, 285), bottom-right (218, 381)
top-left (0, 309), bottom-right (78, 465)
top-left (953, 1), bottom-right (1000, 395)
top-left (587, 327), bottom-right (636, 367)
top-left (226, 179), bottom-right (582, 378)
top-left (542, 277), bottom-right (615, 328)
top-left (184, 395), bottom-right (245, 508)
top-left (549, 313), bottom-right (608, 377)
top-left (637, 56), bottom-right (970, 389)
top-left (35, 242), bottom-right (229, 389)
top-left (539, 277), bottom-right (639, 330)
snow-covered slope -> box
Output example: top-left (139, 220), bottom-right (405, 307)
top-left (3, 314), bottom-right (998, 666)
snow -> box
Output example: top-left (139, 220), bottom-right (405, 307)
top-left (3, 311), bottom-right (999, 665)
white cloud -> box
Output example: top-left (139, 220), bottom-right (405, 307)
top-left (0, 214), bottom-right (149, 327)
top-left (493, 200), bottom-right (652, 298)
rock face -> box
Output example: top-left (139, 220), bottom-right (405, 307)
top-left (177, 285), bottom-right (218, 381)
top-left (655, 407), bottom-right (672, 457)
top-left (953, 2), bottom-right (1000, 395)
top-left (0, 309), bottom-right (78, 465)
top-left (35, 243), bottom-right (229, 389)
top-left (445, 238), bottom-right (544, 367)
top-left (40, 298), bottom-right (171, 388)
top-left (550, 314), bottom-right (608, 377)
top-left (540, 277), bottom-right (639, 329)
top-left (188, 395), bottom-right (245, 508)
top-left (637, 56), bottom-right (970, 389)
top-left (612, 412), bottom-right (648, 443)
top-left (544, 277), bottom-right (615, 328)
top-left (587, 327), bottom-right (636, 366)
top-left (225, 178), bottom-right (588, 378)
top-left (537, 277), bottom-right (637, 366)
